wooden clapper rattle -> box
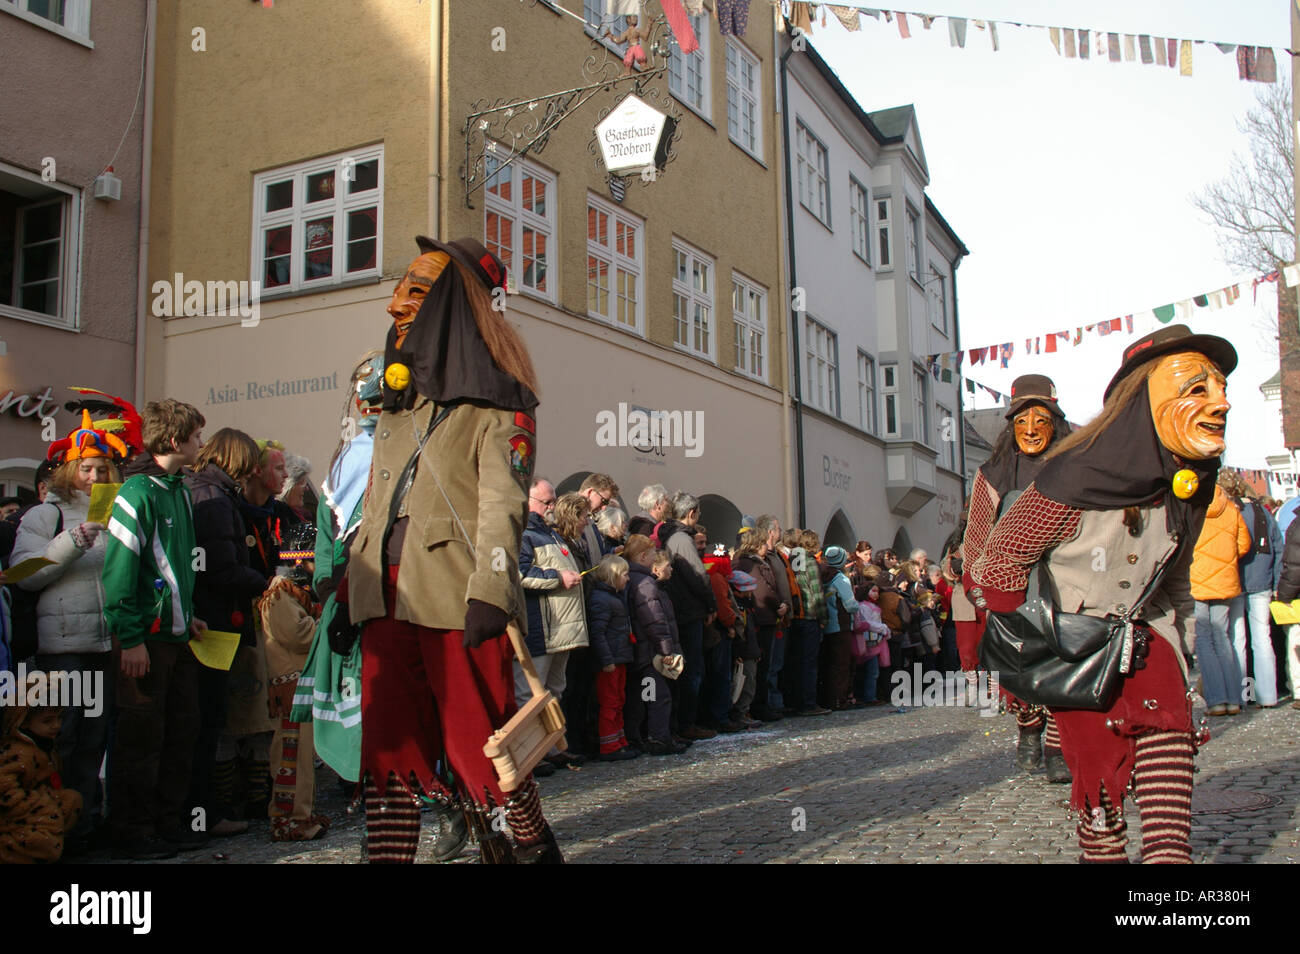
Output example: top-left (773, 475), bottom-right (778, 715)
top-left (483, 621), bottom-right (568, 791)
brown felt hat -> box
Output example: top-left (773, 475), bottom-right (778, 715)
top-left (1103, 324), bottom-right (1237, 400)
top-left (415, 235), bottom-right (507, 292)
top-left (1004, 374), bottom-right (1063, 419)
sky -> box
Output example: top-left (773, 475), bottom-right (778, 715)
top-left (804, 0), bottom-right (1290, 471)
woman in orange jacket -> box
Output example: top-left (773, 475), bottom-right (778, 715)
top-left (1190, 481), bottom-right (1251, 716)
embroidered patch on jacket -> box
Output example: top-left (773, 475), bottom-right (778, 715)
top-left (509, 434), bottom-right (534, 480)
top-left (514, 412), bottom-right (536, 434)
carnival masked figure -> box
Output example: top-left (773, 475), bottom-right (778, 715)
top-left (959, 374), bottom-right (1072, 780)
top-left (968, 325), bottom-right (1235, 864)
top-left (334, 237), bottom-right (559, 863)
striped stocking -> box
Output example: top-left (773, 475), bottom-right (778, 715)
top-left (1016, 706), bottom-right (1045, 732)
top-left (1133, 731), bottom-right (1194, 864)
top-left (363, 774), bottom-right (421, 864)
top-left (1077, 785), bottom-right (1128, 863)
top-left (1043, 711), bottom-right (1062, 752)
top-left (504, 778), bottom-right (547, 846)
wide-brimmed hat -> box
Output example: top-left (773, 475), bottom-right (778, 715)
top-left (1004, 374), bottom-right (1063, 419)
top-left (415, 235), bottom-right (507, 293)
top-left (1104, 324), bottom-right (1237, 400)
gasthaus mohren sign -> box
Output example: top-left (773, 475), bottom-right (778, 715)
top-left (596, 93), bottom-right (668, 176)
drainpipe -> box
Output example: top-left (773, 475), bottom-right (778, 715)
top-left (779, 40), bottom-right (807, 527)
top-left (429, 0), bottom-right (443, 239)
top-left (952, 254), bottom-right (966, 502)
top-left (133, 0), bottom-right (157, 406)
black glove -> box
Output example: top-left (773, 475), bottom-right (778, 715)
top-left (327, 607), bottom-right (361, 655)
top-left (463, 599), bottom-right (509, 649)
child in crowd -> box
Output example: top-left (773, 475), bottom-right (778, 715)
top-left (586, 554), bottom-right (639, 762)
top-left (727, 568), bottom-right (762, 727)
top-left (257, 526), bottom-right (330, 841)
top-left (623, 535), bottom-right (685, 756)
top-left (102, 398), bottom-right (207, 860)
top-left (651, 549), bottom-right (673, 582)
top-left (852, 581), bottom-right (891, 707)
top-left (0, 671), bottom-right (82, 863)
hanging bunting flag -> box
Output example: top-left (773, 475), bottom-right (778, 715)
top-left (1124, 35), bottom-right (1136, 61)
top-left (1167, 38), bottom-right (1179, 69)
top-left (1255, 47), bottom-right (1278, 83)
top-left (989, 21), bottom-right (999, 51)
top-left (1155, 36), bottom-right (1168, 65)
top-left (949, 17), bottom-right (966, 48)
top-left (1139, 35), bottom-right (1153, 63)
top-left (1215, 42), bottom-right (1237, 54)
top-left (966, 379), bottom-right (976, 395)
top-left (1208, 290), bottom-right (1224, 309)
top-left (1049, 27), bottom-right (1061, 54)
top-left (1284, 263), bottom-right (1300, 287)
top-left (1253, 270), bottom-right (1279, 302)
top-left (920, 14), bottom-right (937, 30)
top-left (660, 0), bottom-right (699, 53)
top-left (940, 354), bottom-right (953, 383)
top-left (1108, 32), bottom-right (1121, 62)
top-left (1125, 315), bottom-right (1134, 333)
top-left (1175, 300), bottom-right (1194, 321)
top-left (1179, 39), bottom-right (1193, 76)
top-left (828, 5), bottom-right (862, 32)
top-left (1153, 304), bottom-right (1175, 323)
top-left (1064, 27), bottom-right (1077, 58)
top-left (1193, 293), bottom-right (1209, 307)
top-left (790, 2), bottom-right (813, 35)
top-left (1044, 333), bottom-right (1058, 354)
top-left (999, 343), bottom-right (1014, 368)
top-left (1079, 29), bottom-right (1090, 60)
top-left (969, 346), bottom-right (985, 365)
top-left (896, 11), bottom-right (911, 38)
top-left (1073, 328), bottom-right (1083, 345)
top-left (1223, 284), bottom-right (1240, 305)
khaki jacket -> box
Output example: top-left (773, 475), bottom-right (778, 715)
top-left (1044, 503), bottom-right (1195, 673)
top-left (348, 399), bottom-right (533, 633)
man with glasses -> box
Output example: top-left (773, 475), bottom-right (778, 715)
top-left (578, 474), bottom-right (620, 565)
top-left (529, 477), bottom-right (558, 525)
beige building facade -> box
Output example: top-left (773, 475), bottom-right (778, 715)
top-left (146, 0), bottom-right (788, 539)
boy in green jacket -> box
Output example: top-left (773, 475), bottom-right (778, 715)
top-left (103, 398), bottom-right (207, 860)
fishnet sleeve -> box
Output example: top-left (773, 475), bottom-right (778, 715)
top-left (968, 484), bottom-right (1082, 593)
top-left (961, 470), bottom-right (1000, 570)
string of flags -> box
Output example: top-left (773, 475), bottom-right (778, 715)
top-left (783, 2), bottom-right (1280, 83)
top-left (927, 264), bottom-right (1300, 397)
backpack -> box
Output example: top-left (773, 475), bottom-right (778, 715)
top-left (7, 504), bottom-right (62, 661)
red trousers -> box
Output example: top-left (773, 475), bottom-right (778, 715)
top-left (596, 665), bottom-right (628, 754)
top-left (359, 572), bottom-right (517, 807)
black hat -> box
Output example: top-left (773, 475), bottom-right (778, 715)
top-left (415, 236), bottom-right (507, 293)
top-left (1103, 324), bottom-right (1238, 400)
top-left (1004, 374), bottom-right (1063, 419)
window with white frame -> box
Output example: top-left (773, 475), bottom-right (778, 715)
top-left (936, 402), bottom-right (955, 470)
top-left (913, 364), bottom-right (930, 443)
top-left (484, 151), bottom-right (555, 301)
top-left (907, 205), bottom-right (922, 281)
top-left (587, 195), bottom-right (643, 332)
top-left (804, 317), bottom-right (840, 417)
top-left (725, 38), bottom-right (761, 158)
top-left (732, 273), bottom-right (767, 381)
top-left (928, 265), bottom-right (947, 333)
top-left (2, 0), bottom-right (91, 39)
top-left (668, 11), bottom-right (710, 117)
top-left (0, 161), bottom-right (82, 329)
top-left (850, 177), bottom-right (870, 264)
top-left (881, 363), bottom-right (899, 437)
top-left (876, 196), bottom-right (892, 269)
top-left (857, 351), bottom-right (877, 435)
top-left (796, 121), bottom-right (830, 225)
top-left (672, 239), bottom-right (714, 359)
top-left (582, 0), bottom-right (628, 52)
top-left (253, 146), bottom-right (382, 294)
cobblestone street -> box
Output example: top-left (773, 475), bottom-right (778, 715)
top-left (96, 695), bottom-right (1300, 865)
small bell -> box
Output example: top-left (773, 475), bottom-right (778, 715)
top-left (1171, 468), bottom-right (1199, 499)
top-left (385, 362), bottom-right (411, 391)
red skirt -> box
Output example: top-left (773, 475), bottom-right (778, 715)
top-left (359, 568), bottom-right (518, 808)
top-left (1052, 633), bottom-right (1193, 812)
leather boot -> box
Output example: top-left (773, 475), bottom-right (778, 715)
top-left (514, 825), bottom-right (564, 864)
top-left (1044, 746), bottom-right (1072, 784)
top-left (466, 806), bottom-right (515, 864)
top-left (430, 803), bottom-right (470, 863)
top-left (1015, 724), bottom-right (1044, 772)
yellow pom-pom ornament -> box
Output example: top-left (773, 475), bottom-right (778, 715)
top-left (1171, 469), bottom-right (1199, 500)
top-left (385, 362), bottom-right (411, 391)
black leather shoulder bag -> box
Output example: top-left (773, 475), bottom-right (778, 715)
top-left (978, 555), bottom-right (1172, 711)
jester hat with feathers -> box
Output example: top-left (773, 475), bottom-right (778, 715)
top-left (45, 387), bottom-right (143, 463)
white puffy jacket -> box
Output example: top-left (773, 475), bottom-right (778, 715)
top-left (11, 487), bottom-right (110, 655)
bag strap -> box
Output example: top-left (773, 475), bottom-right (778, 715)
top-left (383, 401), bottom-right (458, 547)
top-left (1031, 538), bottom-right (1178, 624)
